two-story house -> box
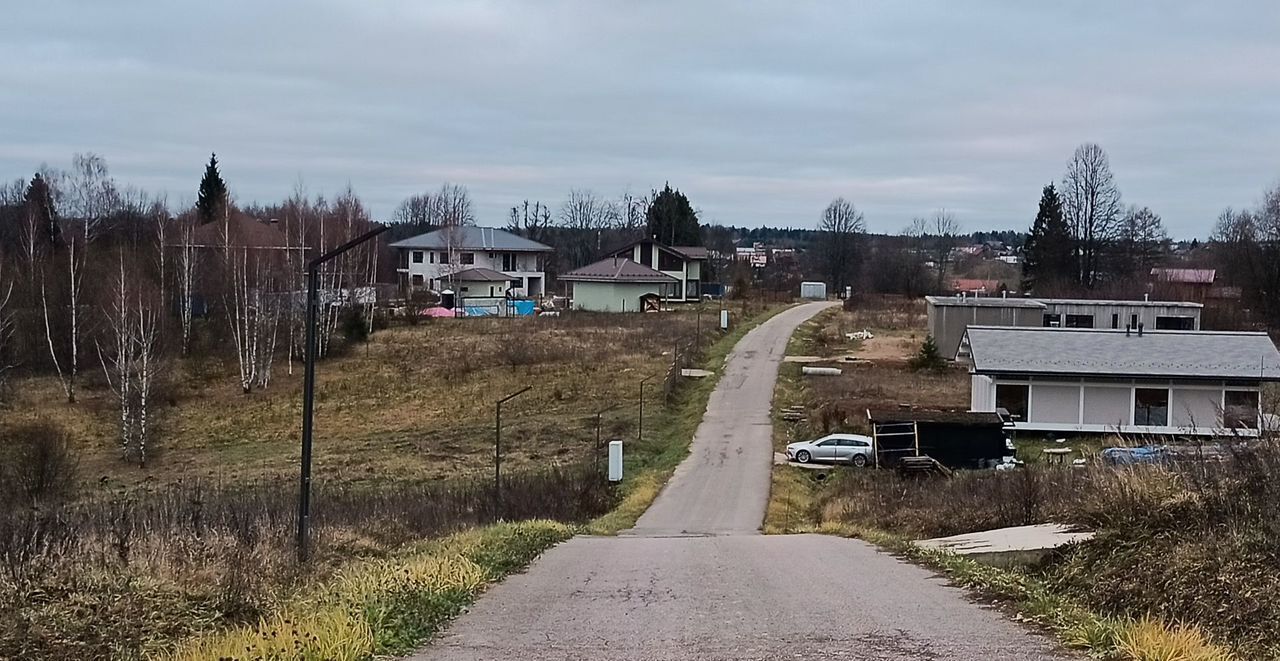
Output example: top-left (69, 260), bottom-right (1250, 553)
top-left (390, 226), bottom-right (553, 297)
top-left (606, 239), bottom-right (708, 303)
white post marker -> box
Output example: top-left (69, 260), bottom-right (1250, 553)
top-left (720, 309), bottom-right (729, 330)
top-left (608, 440), bottom-right (623, 482)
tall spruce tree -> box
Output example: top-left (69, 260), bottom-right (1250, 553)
top-left (24, 172), bottom-right (59, 248)
top-left (196, 153), bottom-right (228, 224)
top-left (1022, 183), bottom-right (1073, 292)
top-left (645, 183), bottom-right (701, 245)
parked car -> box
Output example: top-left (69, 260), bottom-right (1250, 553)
top-left (785, 434), bottom-right (875, 466)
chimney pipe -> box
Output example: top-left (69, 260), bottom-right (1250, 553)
top-left (1144, 292), bottom-right (1150, 302)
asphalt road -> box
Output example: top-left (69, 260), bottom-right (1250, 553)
top-left (410, 302), bottom-right (1072, 660)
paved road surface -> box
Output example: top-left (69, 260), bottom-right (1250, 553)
top-left (411, 302), bottom-right (1071, 660)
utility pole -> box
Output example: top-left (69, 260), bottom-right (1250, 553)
top-left (298, 225), bottom-right (387, 563)
top-left (595, 402), bottom-right (619, 476)
top-left (495, 385), bottom-right (532, 512)
top-left (638, 375), bottom-right (654, 443)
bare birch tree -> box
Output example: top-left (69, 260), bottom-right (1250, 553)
top-left (0, 252), bottom-right (14, 402)
top-left (98, 251), bottom-right (162, 466)
top-left (174, 218), bottom-right (199, 355)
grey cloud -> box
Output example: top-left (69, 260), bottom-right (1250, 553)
top-left (3, 1), bottom-right (1278, 236)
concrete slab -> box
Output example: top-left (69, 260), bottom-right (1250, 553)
top-left (680, 368), bottom-right (714, 378)
top-left (918, 523), bottom-right (1094, 568)
top-left (782, 355), bottom-right (825, 363)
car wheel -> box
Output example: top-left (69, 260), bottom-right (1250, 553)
top-left (852, 453), bottom-right (868, 468)
top-left (795, 450), bottom-right (811, 464)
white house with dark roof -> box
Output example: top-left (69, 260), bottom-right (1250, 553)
top-left (605, 239), bottom-right (707, 302)
top-left (959, 326), bottom-right (1280, 436)
top-left (560, 257), bottom-right (679, 312)
top-left (390, 226), bottom-right (553, 296)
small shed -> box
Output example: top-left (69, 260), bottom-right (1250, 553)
top-left (867, 409), bottom-right (1009, 469)
top-left (800, 281), bottom-right (827, 300)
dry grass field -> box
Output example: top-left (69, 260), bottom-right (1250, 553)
top-left (3, 310), bottom-right (712, 492)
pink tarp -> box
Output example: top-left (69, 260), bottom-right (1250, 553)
top-left (420, 307), bottom-right (458, 318)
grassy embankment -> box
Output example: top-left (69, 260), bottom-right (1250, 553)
top-left (762, 297), bottom-right (1249, 660)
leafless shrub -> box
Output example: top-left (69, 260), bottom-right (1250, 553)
top-left (0, 422), bottom-right (79, 505)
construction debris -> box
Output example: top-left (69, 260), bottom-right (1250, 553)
top-left (801, 366), bottom-right (842, 376)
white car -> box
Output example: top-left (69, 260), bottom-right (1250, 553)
top-left (785, 433), bottom-right (875, 466)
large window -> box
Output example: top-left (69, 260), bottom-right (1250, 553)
top-left (1065, 314), bottom-right (1094, 328)
top-left (658, 250), bottom-right (683, 272)
top-left (1156, 316), bottom-right (1195, 330)
top-left (1224, 390), bottom-right (1260, 429)
top-left (460, 252), bottom-right (475, 265)
top-left (1042, 314), bottom-right (1061, 327)
top-left (996, 383), bottom-right (1030, 421)
top-left (502, 253), bottom-right (517, 271)
top-left (411, 251), bottom-right (424, 264)
top-left (1134, 388), bottom-right (1169, 427)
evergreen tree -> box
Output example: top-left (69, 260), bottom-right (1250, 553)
top-left (1021, 183), bottom-right (1073, 292)
top-left (24, 172), bottom-right (59, 248)
top-left (908, 334), bottom-right (946, 371)
top-left (196, 153), bottom-right (228, 224)
top-left (645, 183), bottom-right (701, 245)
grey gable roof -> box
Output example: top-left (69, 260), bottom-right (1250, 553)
top-left (925, 296), bottom-right (1046, 309)
top-left (961, 326), bottom-right (1280, 380)
top-left (560, 258), bottom-right (679, 283)
top-left (388, 226), bottom-right (552, 252)
top-left (450, 267), bottom-right (512, 282)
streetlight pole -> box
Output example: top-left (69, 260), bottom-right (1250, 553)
top-left (495, 385), bottom-right (532, 513)
top-left (638, 375), bottom-right (654, 443)
top-left (595, 402), bottom-right (619, 476)
top-left (298, 225), bottom-right (387, 563)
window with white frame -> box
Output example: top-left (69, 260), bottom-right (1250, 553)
top-left (996, 383), bottom-right (1029, 421)
top-left (1134, 388), bottom-right (1169, 426)
top-left (411, 251), bottom-right (424, 264)
top-left (1224, 390), bottom-right (1260, 429)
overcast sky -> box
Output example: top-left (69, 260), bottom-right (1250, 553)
top-left (5, 2), bottom-right (1279, 237)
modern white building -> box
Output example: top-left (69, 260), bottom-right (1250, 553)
top-left (959, 326), bottom-right (1280, 436)
top-left (926, 295), bottom-right (1204, 357)
top-left (390, 226), bottom-right (553, 297)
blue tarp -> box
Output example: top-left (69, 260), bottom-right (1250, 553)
top-left (1101, 445), bottom-right (1171, 466)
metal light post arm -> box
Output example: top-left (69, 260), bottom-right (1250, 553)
top-left (595, 402), bottom-right (620, 474)
top-left (638, 375), bottom-right (654, 443)
top-left (298, 225), bottom-right (387, 563)
top-left (495, 385), bottom-right (533, 511)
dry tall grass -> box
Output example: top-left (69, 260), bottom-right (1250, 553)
top-left (0, 460), bottom-right (612, 659)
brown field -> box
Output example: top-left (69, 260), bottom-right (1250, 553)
top-left (2, 309), bottom-right (714, 493)
top-left (779, 296), bottom-right (968, 439)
